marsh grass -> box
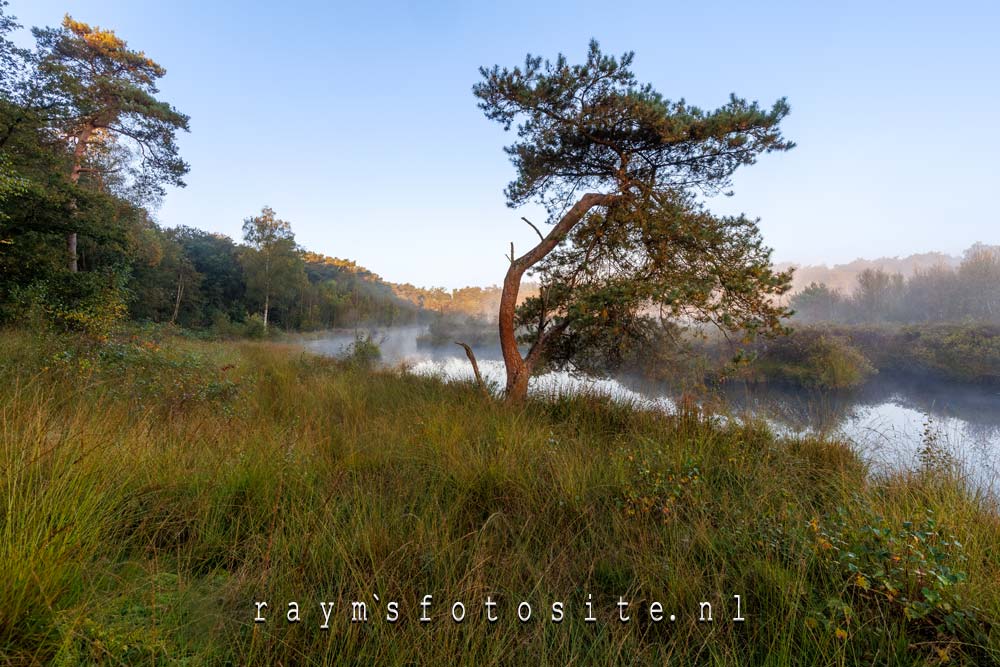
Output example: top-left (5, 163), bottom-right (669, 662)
top-left (0, 328), bottom-right (997, 665)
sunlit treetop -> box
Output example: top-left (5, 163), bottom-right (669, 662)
top-left (60, 16), bottom-right (165, 79)
top-left (32, 15), bottom-right (189, 202)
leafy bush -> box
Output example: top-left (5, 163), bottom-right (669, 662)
top-left (749, 329), bottom-right (876, 389)
top-left (810, 504), bottom-right (990, 656)
top-left (916, 416), bottom-right (956, 475)
top-left (242, 313), bottom-right (267, 339)
top-left (5, 270), bottom-right (128, 340)
top-left (619, 445), bottom-right (702, 523)
top-left (836, 324), bottom-right (1000, 385)
top-left (203, 310), bottom-right (242, 339)
top-left (895, 324), bottom-right (1000, 384)
top-left (341, 331), bottom-right (382, 368)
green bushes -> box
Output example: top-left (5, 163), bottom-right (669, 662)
top-left (194, 311), bottom-right (283, 341)
top-left (746, 329), bottom-right (877, 389)
top-left (240, 312), bottom-right (267, 339)
top-left (619, 445), bottom-right (702, 522)
top-left (650, 323), bottom-right (1000, 390)
top-left (831, 324), bottom-right (1000, 385)
top-left (342, 331), bottom-right (382, 368)
top-left (754, 323), bottom-right (1000, 389)
top-left (5, 270), bottom-right (129, 339)
top-left (809, 505), bottom-right (990, 655)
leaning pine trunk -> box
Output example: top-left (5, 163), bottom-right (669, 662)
top-left (498, 257), bottom-right (530, 400)
top-left (498, 193), bottom-right (615, 403)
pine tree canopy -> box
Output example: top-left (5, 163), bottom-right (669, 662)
top-left (33, 15), bottom-right (189, 202)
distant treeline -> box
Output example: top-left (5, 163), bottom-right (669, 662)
top-left (125, 235), bottom-right (427, 332)
top-left (2, 190), bottom-right (528, 335)
top-left (777, 251), bottom-right (962, 294)
top-left (789, 245), bottom-right (1000, 324)
top-left (392, 283), bottom-right (538, 319)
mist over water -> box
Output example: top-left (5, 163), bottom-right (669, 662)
top-left (303, 326), bottom-right (1000, 494)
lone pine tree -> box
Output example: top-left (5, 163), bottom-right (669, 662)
top-left (474, 40), bottom-right (795, 402)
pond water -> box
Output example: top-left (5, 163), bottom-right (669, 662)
top-left (303, 327), bottom-right (1000, 494)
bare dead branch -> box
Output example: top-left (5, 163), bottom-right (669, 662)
top-left (521, 216), bottom-right (544, 241)
top-left (454, 341), bottom-right (488, 396)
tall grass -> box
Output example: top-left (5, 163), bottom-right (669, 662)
top-left (0, 328), bottom-right (996, 665)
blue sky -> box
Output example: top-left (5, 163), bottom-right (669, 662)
top-left (8, 0), bottom-right (999, 288)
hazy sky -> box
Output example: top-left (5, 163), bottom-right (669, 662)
top-left (8, 0), bottom-right (999, 288)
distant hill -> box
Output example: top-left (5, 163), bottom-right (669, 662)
top-left (777, 252), bottom-right (962, 294)
top-left (302, 252), bottom-right (537, 319)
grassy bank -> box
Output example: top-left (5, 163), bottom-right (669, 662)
top-left (1, 328), bottom-right (997, 665)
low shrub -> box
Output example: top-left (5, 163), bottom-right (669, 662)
top-left (746, 329), bottom-right (876, 389)
top-left (809, 324), bottom-right (999, 385)
top-left (809, 503), bottom-right (991, 659)
top-left (342, 331), bottom-right (382, 368)
top-left (242, 313), bottom-right (267, 339)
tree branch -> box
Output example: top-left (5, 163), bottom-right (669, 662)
top-left (521, 216), bottom-right (544, 241)
top-left (525, 318), bottom-right (570, 369)
top-left (454, 341), bottom-right (488, 396)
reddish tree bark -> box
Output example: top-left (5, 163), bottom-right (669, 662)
top-left (498, 192), bottom-right (617, 402)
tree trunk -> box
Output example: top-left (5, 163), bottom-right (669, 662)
top-left (498, 193), bottom-right (616, 403)
top-left (504, 363), bottom-right (531, 402)
top-left (262, 252), bottom-right (271, 329)
top-left (67, 125), bottom-right (95, 273)
top-left (171, 273), bottom-right (184, 325)
top-left (66, 232), bottom-right (78, 273)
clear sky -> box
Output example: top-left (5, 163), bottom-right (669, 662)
top-left (8, 0), bottom-right (999, 288)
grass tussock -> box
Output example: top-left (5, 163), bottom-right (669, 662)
top-left (0, 327), bottom-right (997, 665)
